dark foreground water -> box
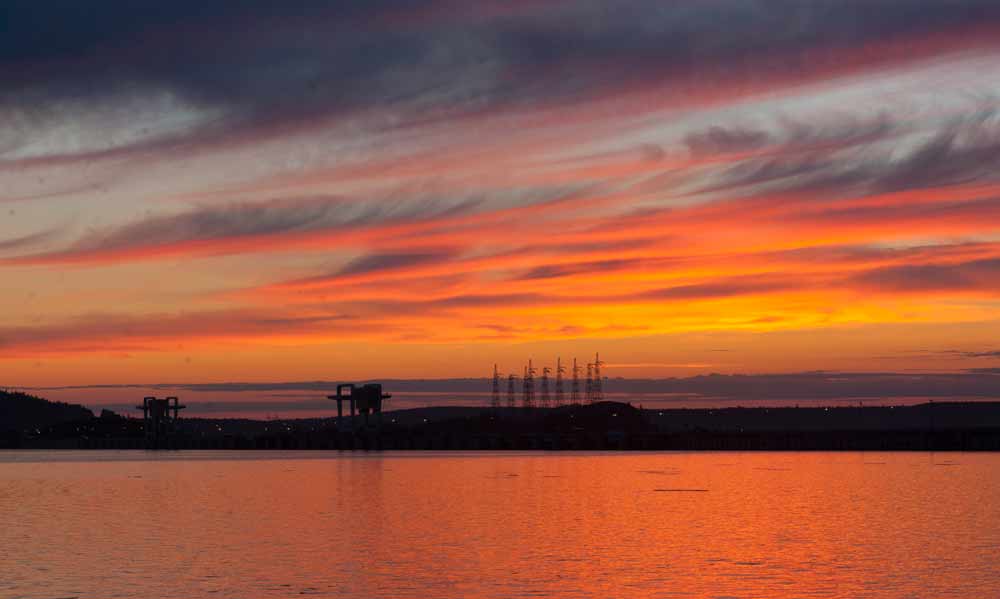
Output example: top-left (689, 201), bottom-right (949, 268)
top-left (2, 451), bottom-right (998, 598)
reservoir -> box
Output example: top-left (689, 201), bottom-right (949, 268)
top-left (2, 451), bottom-right (998, 598)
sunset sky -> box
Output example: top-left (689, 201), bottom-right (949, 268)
top-left (2, 0), bottom-right (1000, 400)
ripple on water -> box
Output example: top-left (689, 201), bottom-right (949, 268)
top-left (1, 450), bottom-right (999, 598)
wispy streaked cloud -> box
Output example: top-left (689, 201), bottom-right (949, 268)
top-left (0, 308), bottom-right (375, 358)
top-left (850, 258), bottom-right (1000, 293)
top-left (2, 1), bottom-right (1000, 393)
top-left (0, 226), bottom-right (64, 253)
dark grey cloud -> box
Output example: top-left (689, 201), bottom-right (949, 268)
top-left (5, 194), bottom-right (484, 263)
top-left (5, 197), bottom-right (350, 260)
top-left (336, 250), bottom-right (457, 278)
top-left (88, 198), bottom-right (353, 247)
top-left (4, 1), bottom-right (999, 160)
top-left (518, 258), bottom-right (641, 280)
top-left (0, 226), bottom-right (62, 252)
top-left (850, 257), bottom-right (1000, 293)
top-left (924, 349), bottom-right (1000, 359)
top-left (246, 314), bottom-right (357, 327)
top-left (0, 2), bottom-right (404, 64)
top-left (766, 242), bottom-right (995, 266)
top-left (0, 308), bottom-right (376, 355)
top-left (499, 0), bottom-right (1000, 87)
top-left (330, 273), bottom-right (798, 319)
top-left (873, 124), bottom-right (1000, 193)
top-left (804, 196), bottom-right (1000, 230)
top-left (700, 114), bottom-right (1000, 203)
top-left (272, 248), bottom-right (462, 288)
top-left (640, 278), bottom-right (792, 300)
top-left (877, 348), bottom-right (1000, 361)
top-left (611, 371), bottom-right (1000, 401)
top-left (712, 155), bottom-right (860, 196)
top-left (320, 271), bottom-right (808, 318)
top-left (6, 182), bottom-right (593, 263)
top-left (433, 293), bottom-right (551, 309)
top-left (685, 127), bottom-right (770, 156)
top-left (693, 116), bottom-right (897, 196)
top-left (326, 291), bottom-right (575, 320)
top-left (475, 323), bottom-right (522, 335)
top-left (7, 1), bottom-right (997, 73)
top-left (345, 276), bottom-right (796, 316)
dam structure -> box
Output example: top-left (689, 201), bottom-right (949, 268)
top-left (136, 396), bottom-right (186, 449)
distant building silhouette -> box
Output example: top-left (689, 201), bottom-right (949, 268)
top-left (136, 396), bottom-right (185, 448)
top-left (328, 384), bottom-right (390, 431)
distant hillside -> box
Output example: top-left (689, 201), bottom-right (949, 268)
top-left (0, 390), bottom-right (94, 432)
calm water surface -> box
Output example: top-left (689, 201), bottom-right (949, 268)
top-left (2, 451), bottom-right (998, 598)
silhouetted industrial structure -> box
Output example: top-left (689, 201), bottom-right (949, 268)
top-left (13, 385), bottom-right (1000, 452)
top-left (592, 353), bottom-right (604, 403)
top-left (327, 383), bottom-right (390, 431)
top-left (507, 374), bottom-right (517, 409)
top-left (540, 367), bottom-right (551, 407)
top-left (555, 358), bottom-right (565, 406)
top-left (491, 355), bottom-right (603, 409)
top-left (571, 358), bottom-right (581, 404)
top-left (522, 360), bottom-right (536, 409)
top-left (136, 396), bottom-right (185, 448)
top-left (491, 364), bottom-right (501, 410)
top-left (585, 362), bottom-right (594, 403)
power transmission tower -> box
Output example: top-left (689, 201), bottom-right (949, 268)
top-left (491, 364), bottom-right (501, 410)
top-left (554, 357), bottom-right (565, 406)
top-left (585, 362), bottom-right (594, 404)
top-left (522, 360), bottom-right (536, 409)
top-left (506, 374), bottom-right (517, 410)
top-left (571, 358), bottom-right (580, 404)
top-left (540, 367), bottom-right (551, 408)
top-left (593, 352), bottom-right (604, 403)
